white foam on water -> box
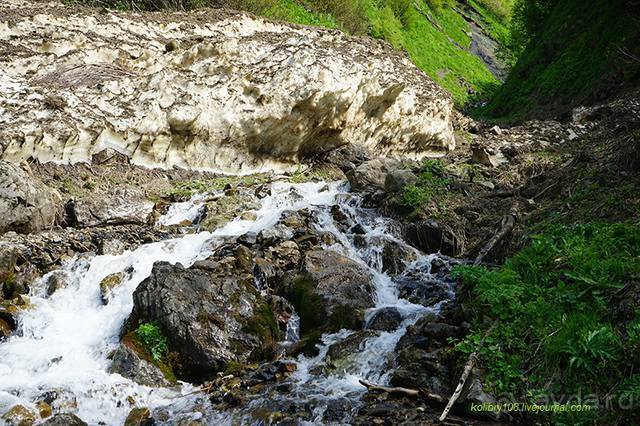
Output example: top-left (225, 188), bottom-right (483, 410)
top-left (0, 181), bottom-right (343, 425)
top-left (0, 179), bottom-right (454, 424)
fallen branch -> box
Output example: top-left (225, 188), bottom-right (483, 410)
top-left (359, 379), bottom-right (447, 404)
top-left (438, 353), bottom-right (477, 422)
top-left (438, 322), bottom-right (497, 422)
top-left (473, 213), bottom-right (516, 266)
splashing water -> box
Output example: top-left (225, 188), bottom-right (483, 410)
top-left (0, 181), bottom-right (455, 424)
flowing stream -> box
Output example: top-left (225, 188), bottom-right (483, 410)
top-left (0, 181), bottom-right (455, 425)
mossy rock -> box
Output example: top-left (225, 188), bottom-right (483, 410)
top-left (99, 272), bottom-right (124, 305)
top-left (200, 194), bottom-right (260, 231)
top-left (122, 331), bottom-right (177, 384)
top-left (280, 274), bottom-right (366, 346)
top-left (243, 302), bottom-right (281, 361)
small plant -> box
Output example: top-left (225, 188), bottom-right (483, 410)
top-left (401, 159), bottom-right (448, 208)
top-left (136, 322), bottom-right (168, 362)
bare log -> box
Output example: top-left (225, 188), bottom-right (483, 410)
top-left (473, 213), bottom-right (516, 265)
top-left (359, 379), bottom-right (447, 404)
top-left (438, 353), bottom-right (477, 422)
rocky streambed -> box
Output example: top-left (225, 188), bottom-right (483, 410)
top-left (0, 156), bottom-right (500, 425)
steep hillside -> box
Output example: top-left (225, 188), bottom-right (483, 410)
top-left (484, 0), bottom-right (640, 120)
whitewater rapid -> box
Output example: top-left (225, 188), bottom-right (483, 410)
top-left (0, 180), bottom-right (454, 425)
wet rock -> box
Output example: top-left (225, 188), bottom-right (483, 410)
top-left (325, 330), bottom-right (379, 368)
top-left (237, 231), bottom-right (257, 247)
top-left (0, 317), bottom-right (12, 339)
top-left (45, 271), bottom-right (68, 296)
top-left (0, 305), bottom-right (17, 332)
top-left (391, 346), bottom-right (451, 396)
top-left (99, 238), bottom-right (127, 255)
top-left (384, 169), bottom-right (418, 193)
top-left (257, 224), bottom-right (294, 247)
top-left (366, 307), bottom-right (403, 332)
top-left (0, 161), bottom-right (61, 234)
top-left (124, 407), bottom-right (155, 426)
top-left (200, 193), bottom-right (259, 231)
top-left (280, 210), bottom-right (305, 229)
top-left (404, 219), bottom-right (462, 256)
top-left (326, 144), bottom-right (372, 173)
top-left (99, 272), bottom-right (124, 305)
top-left (346, 159), bottom-right (401, 193)
top-left (1, 404), bottom-right (36, 426)
top-left (36, 401), bottom-right (52, 419)
top-left (70, 187), bottom-right (154, 227)
top-left (380, 238), bottom-right (417, 275)
top-left (269, 241), bottom-right (301, 270)
top-left (234, 245), bottom-right (254, 273)
top-left (330, 205), bottom-right (353, 231)
top-left (108, 344), bottom-right (170, 387)
top-left (398, 277), bottom-right (452, 308)
top-left (254, 184), bottom-right (271, 199)
top-left (41, 413), bottom-right (88, 426)
top-left (282, 250), bottom-right (375, 333)
top-left (132, 259), bottom-right (280, 381)
top-left (420, 322), bottom-right (464, 342)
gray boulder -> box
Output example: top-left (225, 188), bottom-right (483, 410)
top-left (384, 169), bottom-right (418, 193)
top-left (71, 187), bottom-right (153, 227)
top-left (132, 258), bottom-right (280, 381)
top-left (280, 250), bottom-right (375, 334)
top-left (366, 307), bottom-right (403, 332)
top-left (0, 161), bottom-right (61, 234)
top-left (346, 159), bottom-right (401, 193)
top-left (108, 344), bottom-right (170, 387)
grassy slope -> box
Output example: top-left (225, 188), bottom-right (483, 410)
top-left (257, 0), bottom-right (506, 106)
top-left (483, 0), bottom-right (640, 121)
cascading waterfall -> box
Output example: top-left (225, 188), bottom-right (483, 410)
top-left (0, 180), bottom-right (455, 425)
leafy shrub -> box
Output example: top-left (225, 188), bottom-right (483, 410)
top-left (453, 222), bottom-right (640, 421)
top-left (136, 322), bottom-right (169, 362)
top-left (401, 159), bottom-right (448, 208)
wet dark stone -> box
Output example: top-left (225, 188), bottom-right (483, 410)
top-left (404, 219), bottom-right (461, 256)
top-left (366, 307), bottom-right (403, 332)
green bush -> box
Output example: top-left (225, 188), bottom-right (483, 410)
top-left (136, 322), bottom-right (169, 362)
top-left (453, 222), bottom-right (640, 422)
top-left (401, 159), bottom-right (448, 208)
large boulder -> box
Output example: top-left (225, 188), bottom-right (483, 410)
top-left (280, 250), bottom-right (375, 334)
top-left (132, 258), bottom-right (280, 381)
top-left (346, 159), bottom-right (401, 193)
top-left (107, 344), bottom-right (170, 387)
top-left (0, 1), bottom-right (454, 173)
top-left (41, 413), bottom-right (88, 425)
top-left (70, 187), bottom-right (154, 227)
top-left (0, 161), bottom-right (61, 234)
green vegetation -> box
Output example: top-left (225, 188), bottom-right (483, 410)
top-left (401, 159), bottom-right (448, 208)
top-left (135, 322), bottom-right (169, 362)
top-left (243, 302), bottom-right (281, 344)
top-left (166, 174), bottom-right (271, 200)
top-left (483, 0), bottom-right (639, 120)
top-left (0, 272), bottom-right (17, 300)
top-left (453, 222), bottom-right (640, 422)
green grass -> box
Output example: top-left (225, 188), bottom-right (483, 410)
top-left (482, 0), bottom-right (638, 121)
top-left (401, 159), bottom-right (448, 208)
top-left (366, 0), bottom-right (501, 105)
top-left (453, 222), bottom-right (640, 423)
